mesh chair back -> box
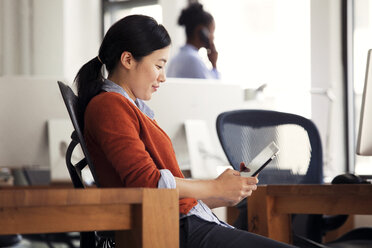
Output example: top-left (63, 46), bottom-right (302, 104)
top-left (57, 81), bottom-right (99, 188)
top-left (216, 109), bottom-right (323, 184)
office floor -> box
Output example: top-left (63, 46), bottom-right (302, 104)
top-left (6, 240), bottom-right (72, 248)
top-left (3, 234), bottom-right (80, 248)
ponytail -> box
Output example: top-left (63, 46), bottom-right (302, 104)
top-left (74, 56), bottom-right (103, 128)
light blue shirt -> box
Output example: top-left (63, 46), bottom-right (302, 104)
top-left (167, 44), bottom-right (220, 79)
top-left (102, 79), bottom-right (231, 228)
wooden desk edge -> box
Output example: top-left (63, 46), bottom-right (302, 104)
top-left (247, 184), bottom-right (372, 244)
top-left (0, 187), bottom-right (177, 207)
top-left (0, 188), bottom-right (179, 248)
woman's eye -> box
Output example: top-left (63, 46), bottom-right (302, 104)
top-left (156, 65), bottom-right (163, 69)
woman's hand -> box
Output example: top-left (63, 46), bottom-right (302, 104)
top-left (175, 166), bottom-right (258, 208)
top-left (213, 168), bottom-right (258, 206)
top-left (207, 42), bottom-right (218, 69)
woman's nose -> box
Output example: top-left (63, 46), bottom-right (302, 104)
top-left (158, 70), bottom-right (166, 83)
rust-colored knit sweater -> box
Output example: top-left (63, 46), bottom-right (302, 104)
top-left (84, 92), bottom-right (197, 214)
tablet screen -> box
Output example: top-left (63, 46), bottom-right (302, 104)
top-left (240, 141), bottom-right (279, 177)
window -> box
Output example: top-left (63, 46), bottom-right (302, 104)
top-left (202, 0), bottom-right (311, 90)
top-left (102, 0), bottom-right (162, 34)
top-left (202, 0), bottom-right (311, 116)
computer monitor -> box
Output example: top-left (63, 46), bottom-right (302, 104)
top-left (0, 77), bottom-right (71, 182)
top-left (147, 78), bottom-right (245, 178)
top-left (356, 49), bottom-right (372, 156)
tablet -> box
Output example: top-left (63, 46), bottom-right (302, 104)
top-left (240, 141), bottom-right (279, 177)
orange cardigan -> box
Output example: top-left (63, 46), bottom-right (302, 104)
top-left (84, 92), bottom-right (197, 214)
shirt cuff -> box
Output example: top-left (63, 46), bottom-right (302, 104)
top-left (158, 169), bottom-right (176, 189)
top-left (211, 68), bottom-right (220, 79)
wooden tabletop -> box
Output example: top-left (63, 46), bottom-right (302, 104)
top-left (247, 184), bottom-right (372, 244)
top-left (264, 184), bottom-right (372, 214)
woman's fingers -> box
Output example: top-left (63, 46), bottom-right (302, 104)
top-left (242, 184), bottom-right (257, 194)
top-left (216, 168), bottom-right (259, 205)
top-left (245, 176), bottom-right (259, 185)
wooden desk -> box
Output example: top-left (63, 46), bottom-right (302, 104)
top-left (0, 188), bottom-right (179, 248)
top-left (247, 184), bottom-right (372, 244)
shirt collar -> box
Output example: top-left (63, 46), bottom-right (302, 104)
top-left (182, 44), bottom-right (199, 53)
top-left (101, 79), bottom-right (155, 120)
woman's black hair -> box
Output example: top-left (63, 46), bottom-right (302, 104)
top-left (178, 3), bottom-right (214, 38)
top-left (74, 15), bottom-right (171, 128)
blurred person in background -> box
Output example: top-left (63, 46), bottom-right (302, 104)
top-left (167, 3), bottom-right (220, 79)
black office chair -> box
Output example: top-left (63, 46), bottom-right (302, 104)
top-left (57, 81), bottom-right (114, 248)
top-left (216, 109), bottom-right (372, 248)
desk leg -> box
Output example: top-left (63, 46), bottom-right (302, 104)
top-left (248, 187), bottom-right (292, 244)
top-left (116, 189), bottom-right (179, 248)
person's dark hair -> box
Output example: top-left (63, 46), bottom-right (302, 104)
top-left (75, 15), bottom-right (171, 128)
top-left (178, 3), bottom-right (214, 38)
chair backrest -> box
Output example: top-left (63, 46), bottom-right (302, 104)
top-left (57, 81), bottom-right (99, 188)
top-left (216, 109), bottom-right (323, 184)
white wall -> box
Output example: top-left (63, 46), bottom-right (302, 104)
top-left (0, 0), bottom-right (101, 83)
top-left (63, 0), bottom-right (101, 82)
top-left (33, 0), bottom-right (101, 82)
top-left (0, 0), bottom-right (33, 75)
top-left (159, 0), bottom-right (187, 58)
top-left (0, 0), bottom-right (2, 75)
top-left (310, 0), bottom-right (346, 180)
top-left (32, 0), bottom-right (64, 76)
